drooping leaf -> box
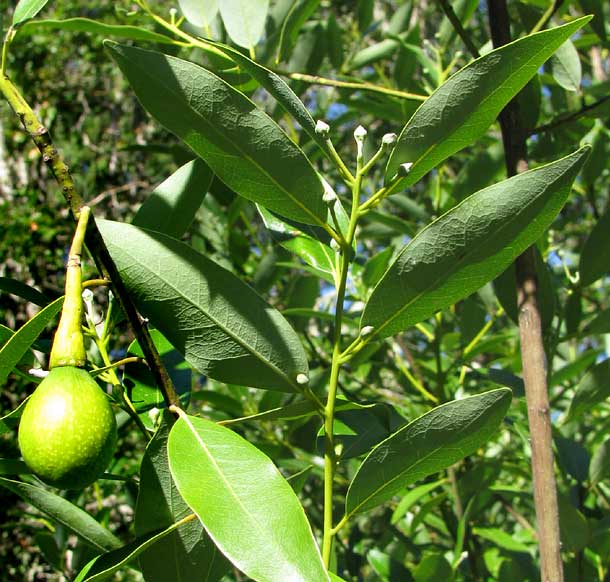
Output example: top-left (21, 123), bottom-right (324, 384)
top-left (385, 17), bottom-right (591, 193)
top-left (0, 477), bottom-right (120, 552)
top-left (361, 148), bottom-right (589, 340)
top-left (0, 296), bottom-right (63, 387)
top-left (105, 42), bottom-right (327, 227)
top-left (178, 0), bottom-right (218, 30)
top-left (344, 389), bottom-right (511, 517)
top-left (12, 0), bottom-right (49, 26)
top-left (580, 204), bottom-right (610, 286)
top-left (98, 220), bottom-right (308, 392)
top-left (218, 0), bottom-right (269, 51)
top-left (135, 412), bottom-right (228, 582)
top-left (168, 413), bottom-right (330, 582)
top-left (566, 359), bottom-right (610, 422)
top-left (276, 0), bottom-right (321, 62)
top-left (133, 158), bottom-right (213, 239)
top-left (17, 18), bottom-right (175, 43)
top-left (549, 39), bottom-right (582, 92)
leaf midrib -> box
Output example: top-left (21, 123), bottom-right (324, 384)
top-left (112, 236), bottom-right (299, 391)
top-left (369, 158), bottom-right (573, 340)
top-left (121, 48), bottom-right (325, 228)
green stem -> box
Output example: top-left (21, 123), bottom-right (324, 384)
top-left (49, 207), bottom-right (90, 368)
top-left (321, 138), bottom-right (364, 568)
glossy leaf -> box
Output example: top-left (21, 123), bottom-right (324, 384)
top-left (133, 158), bottom-right (213, 239)
top-left (106, 42), bottom-right (327, 226)
top-left (0, 277), bottom-right (50, 306)
top-left (168, 413), bottom-right (330, 582)
top-left (473, 527), bottom-right (530, 553)
top-left (362, 148), bottom-right (589, 340)
top-left (344, 389), bottom-right (511, 517)
top-left (391, 479), bottom-right (446, 524)
top-left (219, 0), bottom-right (269, 50)
top-left (566, 359), bottom-right (610, 421)
top-left (277, 0), bottom-right (321, 62)
top-left (178, 0), bottom-right (218, 30)
top-left (385, 17), bottom-right (590, 192)
top-left (135, 412), bottom-right (227, 582)
top-left (18, 18), bottom-right (175, 43)
top-left (580, 204), bottom-right (610, 286)
top-left (12, 0), bottom-right (49, 26)
top-left (0, 296), bottom-right (63, 387)
top-left (550, 39), bottom-right (582, 92)
top-left (98, 220), bottom-right (308, 392)
top-left (0, 477), bottom-right (120, 552)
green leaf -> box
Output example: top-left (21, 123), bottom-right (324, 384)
top-left (580, 204), bottom-right (610, 286)
top-left (276, 0), bottom-right (321, 63)
top-left (412, 552), bottom-right (452, 581)
top-left (218, 0), bottom-right (269, 51)
top-left (133, 159), bottom-right (213, 239)
top-left (12, 0), bottom-right (49, 26)
top-left (578, 0), bottom-right (607, 41)
top-left (472, 527), bottom-right (530, 553)
top-left (135, 411), bottom-right (228, 582)
top-left (106, 42), bottom-right (327, 227)
top-left (17, 18), bottom-right (175, 43)
top-left (168, 414), bottom-right (330, 582)
top-left (559, 497), bottom-right (590, 553)
top-left (0, 397), bottom-right (30, 436)
top-left (362, 148), bottom-right (589, 340)
top-left (178, 0), bottom-right (218, 30)
top-left (344, 389), bottom-right (511, 517)
top-left (0, 458), bottom-right (30, 475)
top-left (0, 277), bottom-right (50, 306)
top-left (590, 438), bottom-right (610, 485)
top-left (550, 39), bottom-right (582, 92)
top-left (98, 220), bottom-right (308, 392)
top-left (385, 17), bottom-right (591, 192)
top-left (566, 359), bottom-right (610, 422)
top-left (0, 477), bottom-right (120, 552)
top-left (0, 296), bottom-right (63, 387)
top-left (391, 479), bottom-right (446, 524)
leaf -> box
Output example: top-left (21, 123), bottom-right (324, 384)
top-left (555, 436), bottom-right (589, 483)
top-left (202, 39), bottom-right (331, 159)
top-left (472, 527), bottom-right (530, 553)
top-left (168, 413), bottom-right (330, 582)
top-left (344, 389), bottom-right (511, 517)
top-left (391, 479), bottom-right (446, 524)
top-left (580, 204), bottom-right (610, 286)
top-left (0, 477), bottom-right (120, 552)
top-left (385, 17), bottom-right (591, 192)
top-left (0, 296), bottom-right (63, 387)
top-left (276, 0), bottom-right (321, 63)
top-left (0, 458), bottom-right (30, 475)
top-left (566, 359), bottom-right (610, 422)
top-left (106, 42), bottom-right (327, 227)
top-left (178, 0), bottom-right (218, 30)
top-left (550, 39), bottom-right (582, 92)
top-left (412, 552), bottom-right (452, 581)
top-left (0, 277), bottom-right (50, 306)
top-left (361, 147), bottom-right (589, 340)
top-left (74, 520), bottom-right (202, 582)
top-left (218, 0), bottom-right (269, 50)
top-left (590, 438), bottom-right (610, 485)
top-left (558, 497), bottom-right (589, 553)
top-left (98, 220), bottom-right (308, 392)
top-left (0, 397), bottom-right (30, 436)
top-left (12, 0), bottom-right (49, 26)
top-left (133, 159), bottom-right (212, 239)
top-left (135, 411), bottom-right (228, 582)
top-left (17, 18), bottom-right (175, 43)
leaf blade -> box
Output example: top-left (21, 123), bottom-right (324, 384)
top-left (168, 414), bottom-right (330, 582)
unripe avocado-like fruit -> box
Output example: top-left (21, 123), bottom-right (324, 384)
top-left (18, 367), bottom-right (117, 489)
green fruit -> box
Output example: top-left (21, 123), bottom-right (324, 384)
top-left (18, 366), bottom-right (117, 489)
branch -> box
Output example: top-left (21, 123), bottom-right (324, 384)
top-left (487, 2), bottom-right (564, 581)
top-left (529, 95), bottom-right (610, 135)
top-left (0, 73), bottom-right (180, 408)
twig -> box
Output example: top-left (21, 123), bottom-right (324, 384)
top-left (0, 73), bottom-right (180, 408)
top-left (487, 2), bottom-right (564, 581)
top-left (529, 95), bottom-right (610, 135)
top-left (436, 0), bottom-right (480, 58)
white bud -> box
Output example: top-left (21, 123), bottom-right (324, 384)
top-left (360, 325), bottom-right (375, 337)
top-left (322, 179), bottom-right (337, 204)
top-left (382, 133), bottom-right (397, 147)
top-left (82, 288), bottom-right (94, 303)
top-left (315, 120), bottom-right (330, 136)
top-left (354, 125), bottom-right (367, 141)
top-left (330, 239), bottom-right (341, 253)
top-left (397, 162), bottom-right (413, 176)
top-left (296, 373), bottom-right (309, 385)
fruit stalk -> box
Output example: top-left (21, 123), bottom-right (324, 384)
top-left (49, 206), bottom-right (90, 368)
